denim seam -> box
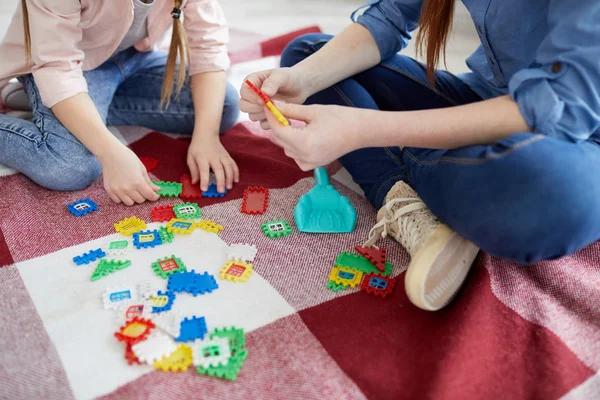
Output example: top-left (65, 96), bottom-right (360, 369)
top-left (373, 173), bottom-right (406, 204)
top-left (112, 60), bottom-right (126, 81)
top-left (379, 62), bottom-right (460, 107)
top-left (405, 134), bottom-right (545, 166)
top-left (0, 124), bottom-right (39, 144)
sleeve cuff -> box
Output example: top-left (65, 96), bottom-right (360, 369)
top-left (31, 67), bottom-right (88, 108)
top-left (188, 51), bottom-right (231, 76)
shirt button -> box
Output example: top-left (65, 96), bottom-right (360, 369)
top-left (551, 62), bottom-right (562, 73)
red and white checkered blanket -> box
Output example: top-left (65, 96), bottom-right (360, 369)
top-left (1, 27), bottom-right (599, 400)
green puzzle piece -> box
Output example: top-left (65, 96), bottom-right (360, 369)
top-left (153, 180), bottom-right (182, 197)
top-left (196, 327), bottom-right (247, 381)
top-left (335, 252), bottom-right (393, 276)
top-left (91, 259), bottom-right (131, 281)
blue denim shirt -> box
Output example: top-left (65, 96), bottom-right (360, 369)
top-left (352, 0), bottom-right (600, 142)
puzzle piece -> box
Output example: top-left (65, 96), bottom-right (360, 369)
top-left (166, 218), bottom-right (196, 235)
top-left (195, 219), bottom-right (223, 234)
top-left (361, 273), bottom-right (397, 299)
top-left (151, 255), bottom-right (187, 279)
top-left (91, 259), bottom-right (132, 281)
top-left (175, 316), bottom-right (208, 342)
top-left (132, 332), bottom-right (178, 365)
top-left (140, 157), bottom-right (158, 172)
top-left (261, 219), bottom-right (292, 239)
top-left (173, 202), bottom-right (202, 219)
top-left (103, 285), bottom-right (138, 310)
top-left (202, 183), bottom-right (226, 198)
top-left (152, 310), bottom-right (182, 338)
top-left (148, 290), bottom-right (176, 313)
top-left (326, 281), bottom-right (348, 292)
top-left (196, 327), bottom-right (247, 380)
top-left (73, 248), bottom-right (106, 266)
top-left (114, 317), bottom-right (155, 345)
top-left (335, 252), bottom-right (393, 276)
top-left (133, 230), bottom-right (163, 249)
top-left (329, 266), bottom-right (363, 288)
top-left (192, 337), bottom-right (231, 368)
top-left (211, 327), bottom-right (246, 355)
top-left (167, 270), bottom-right (218, 296)
top-left (227, 244), bottom-right (257, 263)
top-left (105, 239), bottom-right (131, 256)
top-left (188, 272), bottom-right (219, 296)
top-left (153, 180), bottom-right (182, 197)
top-left (219, 261), bottom-right (253, 283)
top-left (154, 344), bottom-right (193, 372)
top-left (125, 343), bottom-right (142, 365)
top-left (151, 205), bottom-right (176, 223)
top-left (241, 187), bottom-right (269, 215)
top-left (180, 174), bottom-right (203, 200)
top-left (114, 216), bottom-right (147, 236)
top-left (158, 226), bottom-right (174, 244)
top-left (115, 301), bottom-right (152, 324)
top-left (355, 245), bottom-right (387, 273)
top-left (67, 198), bottom-right (98, 217)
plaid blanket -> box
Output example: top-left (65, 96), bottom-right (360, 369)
top-left (1, 28), bottom-right (599, 400)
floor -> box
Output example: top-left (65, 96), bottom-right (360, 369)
top-left (0, 0), bottom-right (479, 73)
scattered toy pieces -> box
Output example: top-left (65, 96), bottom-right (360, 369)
top-left (167, 270), bottom-right (218, 296)
top-left (154, 344), bottom-right (193, 372)
top-left (196, 327), bottom-right (247, 380)
top-left (148, 290), bottom-right (176, 313)
top-left (133, 230), bottom-right (163, 249)
top-left (355, 245), bottom-right (387, 273)
top-left (335, 252), bottom-right (393, 276)
top-left (131, 332), bottom-right (178, 365)
top-left (220, 261), bottom-right (253, 283)
top-left (152, 310), bottom-right (182, 338)
top-left (73, 248), bottom-right (106, 266)
top-left (166, 218), bottom-right (196, 235)
top-left (151, 256), bottom-right (187, 279)
top-left (192, 337), bottom-right (231, 368)
top-left (361, 273), bottom-right (397, 299)
top-left (103, 285), bottom-right (138, 310)
top-left (195, 219), bottom-right (223, 234)
top-left (329, 266), bottom-right (363, 288)
top-left (173, 202), bottom-right (202, 219)
top-left (114, 317), bottom-right (155, 345)
top-left (227, 244), bottom-right (257, 263)
top-left (106, 239), bottom-right (131, 256)
top-left (67, 198), bottom-right (98, 217)
top-left (114, 216), bottom-right (147, 236)
top-left (140, 157), bottom-right (159, 172)
top-left (158, 226), bottom-right (174, 244)
top-left (241, 187), bottom-right (269, 215)
top-left (91, 259), bottom-right (132, 281)
top-left (202, 183), bottom-right (226, 198)
top-left (151, 205), bottom-right (176, 223)
top-left (176, 316), bottom-right (207, 342)
top-left (116, 302), bottom-right (151, 323)
top-left (153, 180), bottom-right (183, 197)
top-left (261, 219), bottom-right (292, 239)
top-left (180, 174), bottom-right (203, 200)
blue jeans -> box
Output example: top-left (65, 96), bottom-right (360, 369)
top-left (0, 48), bottom-right (239, 191)
top-left (281, 33), bottom-right (600, 264)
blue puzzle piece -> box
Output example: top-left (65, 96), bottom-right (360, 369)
top-left (67, 198), bottom-right (98, 217)
top-left (73, 248), bottom-right (106, 265)
top-left (175, 316), bottom-right (207, 342)
top-left (202, 183), bottom-right (227, 198)
top-left (133, 230), bottom-right (163, 249)
top-left (188, 272), bottom-right (219, 296)
top-left (167, 270), bottom-right (200, 293)
top-left (294, 167), bottom-right (356, 233)
top-left (150, 290), bottom-right (176, 313)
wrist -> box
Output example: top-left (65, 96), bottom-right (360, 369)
top-left (290, 63), bottom-right (318, 100)
top-left (95, 134), bottom-right (125, 162)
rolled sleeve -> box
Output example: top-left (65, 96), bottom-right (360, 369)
top-left (508, 0), bottom-right (600, 143)
top-left (28, 0), bottom-right (87, 107)
top-left (184, 0), bottom-right (230, 76)
top-left (351, 0), bottom-right (422, 61)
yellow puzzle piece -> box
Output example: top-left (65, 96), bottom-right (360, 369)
top-left (220, 261), bottom-right (253, 283)
top-left (154, 344), bottom-right (193, 372)
top-left (195, 219), bottom-right (224, 234)
top-left (114, 216), bottom-right (146, 236)
top-left (166, 218), bottom-right (196, 235)
top-left (329, 266), bottom-right (363, 288)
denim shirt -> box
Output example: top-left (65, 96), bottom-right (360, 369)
top-left (352, 0), bottom-right (600, 142)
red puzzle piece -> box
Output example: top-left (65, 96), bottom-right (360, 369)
top-left (355, 245), bottom-right (387, 273)
top-left (180, 174), bottom-right (203, 200)
top-left (360, 273), bottom-right (396, 299)
top-left (140, 157), bottom-right (159, 172)
top-left (151, 205), bottom-right (176, 223)
top-left (124, 343), bottom-right (142, 365)
top-left (241, 187), bottom-right (269, 215)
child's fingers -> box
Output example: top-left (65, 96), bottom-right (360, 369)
top-left (119, 193), bottom-right (135, 206)
top-left (138, 181), bottom-right (160, 201)
top-left (129, 190), bottom-right (146, 204)
top-left (222, 159), bottom-right (234, 190)
top-left (199, 160), bottom-right (210, 191)
top-left (211, 161), bottom-right (226, 193)
top-left (107, 190), bottom-right (121, 204)
top-left (232, 159), bottom-right (240, 183)
top-left (144, 173), bottom-right (162, 192)
top-left (187, 158), bottom-right (200, 184)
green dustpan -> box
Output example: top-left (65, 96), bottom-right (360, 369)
top-left (294, 167), bottom-right (357, 233)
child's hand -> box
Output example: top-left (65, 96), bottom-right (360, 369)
top-left (187, 136), bottom-right (239, 193)
top-left (98, 143), bottom-right (161, 205)
top-left (239, 68), bottom-right (307, 130)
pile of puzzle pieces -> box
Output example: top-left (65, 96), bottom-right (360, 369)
top-left (327, 245), bottom-right (397, 298)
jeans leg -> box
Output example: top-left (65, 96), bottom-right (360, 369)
top-left (280, 33), bottom-right (482, 208)
top-left (107, 50), bottom-right (240, 134)
top-left (403, 134), bottom-right (600, 263)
